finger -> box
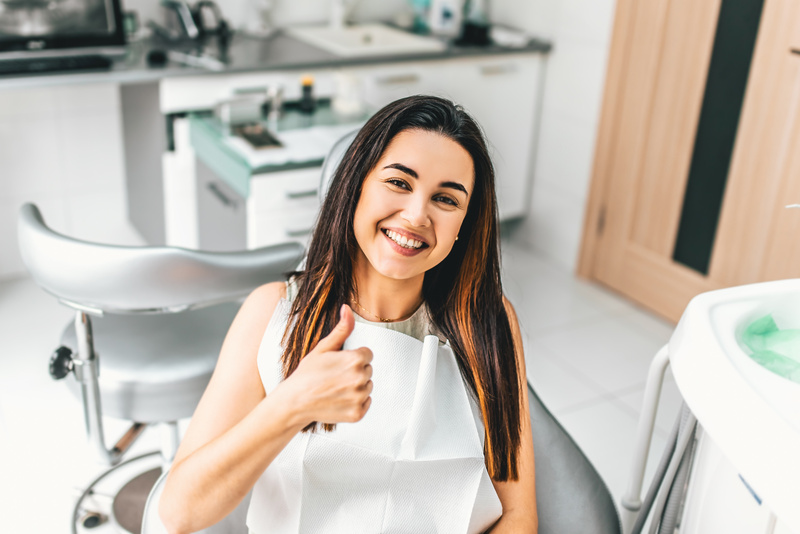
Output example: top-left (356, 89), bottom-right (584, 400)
top-left (363, 363), bottom-right (373, 380)
top-left (356, 346), bottom-right (373, 364)
top-left (314, 304), bottom-right (355, 353)
top-left (360, 395), bottom-right (372, 415)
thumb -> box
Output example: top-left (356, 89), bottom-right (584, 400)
top-left (313, 304), bottom-right (355, 353)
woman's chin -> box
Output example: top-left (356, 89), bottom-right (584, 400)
top-left (368, 259), bottom-right (426, 283)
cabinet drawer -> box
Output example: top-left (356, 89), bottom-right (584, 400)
top-left (196, 158), bottom-right (247, 252)
top-left (343, 61), bottom-right (449, 109)
top-left (248, 167), bottom-right (323, 213)
top-left (247, 206), bottom-right (319, 249)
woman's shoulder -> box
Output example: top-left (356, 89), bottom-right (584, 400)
top-left (240, 281), bottom-right (288, 326)
top-left (249, 281), bottom-right (287, 305)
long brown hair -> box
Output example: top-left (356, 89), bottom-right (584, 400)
top-left (281, 95), bottom-right (523, 481)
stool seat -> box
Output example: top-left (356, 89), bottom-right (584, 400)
top-left (60, 303), bottom-right (240, 423)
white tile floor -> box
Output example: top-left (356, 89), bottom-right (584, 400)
top-left (0, 238), bottom-right (683, 533)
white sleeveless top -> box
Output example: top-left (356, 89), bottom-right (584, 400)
top-left (246, 290), bottom-right (503, 533)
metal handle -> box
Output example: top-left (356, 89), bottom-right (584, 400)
top-left (207, 182), bottom-right (238, 209)
top-left (375, 73), bottom-right (420, 85)
top-left (285, 188), bottom-right (318, 200)
top-left (479, 64), bottom-right (518, 76)
top-left (285, 227), bottom-right (313, 238)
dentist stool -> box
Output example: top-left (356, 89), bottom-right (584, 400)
top-left (17, 203), bottom-right (304, 534)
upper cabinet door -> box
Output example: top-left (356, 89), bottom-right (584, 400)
top-left (580, 0), bottom-right (800, 322)
top-left (354, 62), bottom-right (447, 109)
top-left (443, 55), bottom-right (543, 220)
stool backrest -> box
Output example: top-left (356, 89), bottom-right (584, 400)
top-left (17, 203), bottom-right (304, 314)
top-left (318, 129), bottom-right (358, 202)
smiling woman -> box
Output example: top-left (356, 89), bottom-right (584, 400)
top-left (352, 129), bottom-right (473, 292)
top-left (159, 96), bottom-right (537, 534)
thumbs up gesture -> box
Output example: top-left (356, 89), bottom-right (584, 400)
top-left (280, 305), bottom-right (374, 426)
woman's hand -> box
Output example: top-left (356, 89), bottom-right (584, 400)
top-left (278, 304), bottom-right (374, 426)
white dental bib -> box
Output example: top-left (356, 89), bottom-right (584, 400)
top-left (247, 298), bottom-right (503, 533)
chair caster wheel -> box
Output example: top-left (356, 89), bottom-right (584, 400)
top-left (80, 511), bottom-right (108, 529)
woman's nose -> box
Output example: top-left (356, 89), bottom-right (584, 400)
top-left (401, 194), bottom-right (431, 228)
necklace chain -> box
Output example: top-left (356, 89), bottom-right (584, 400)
top-left (351, 296), bottom-right (421, 323)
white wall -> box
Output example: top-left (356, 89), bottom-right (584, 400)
top-left (493, 0), bottom-right (618, 272)
top-left (0, 83), bottom-right (145, 279)
top-left (0, 0), bottom-right (617, 279)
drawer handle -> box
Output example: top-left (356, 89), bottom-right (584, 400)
top-left (207, 182), bottom-right (238, 209)
top-left (285, 188), bottom-right (318, 200)
top-left (375, 74), bottom-right (420, 85)
top-left (479, 64), bottom-right (517, 76)
top-left (285, 227), bottom-right (313, 238)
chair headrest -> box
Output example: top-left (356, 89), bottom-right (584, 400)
top-left (17, 203), bottom-right (304, 314)
top-left (319, 129), bottom-right (359, 201)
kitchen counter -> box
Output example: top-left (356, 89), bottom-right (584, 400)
top-left (0, 28), bottom-right (551, 90)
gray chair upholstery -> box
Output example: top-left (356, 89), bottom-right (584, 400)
top-left (142, 382), bottom-right (621, 533)
top-left (529, 384), bottom-right (621, 533)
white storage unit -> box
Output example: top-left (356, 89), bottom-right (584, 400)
top-left (165, 52), bottom-right (544, 249)
top-left (247, 167), bottom-right (322, 249)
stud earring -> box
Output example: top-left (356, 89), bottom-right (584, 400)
top-left (455, 236), bottom-right (459, 241)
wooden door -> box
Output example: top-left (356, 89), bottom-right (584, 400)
top-left (579, 0), bottom-right (800, 322)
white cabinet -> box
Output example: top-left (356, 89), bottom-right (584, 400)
top-left (444, 56), bottom-right (542, 219)
top-left (169, 52), bottom-right (544, 251)
top-left (346, 62), bottom-right (448, 108)
top-left (247, 167), bottom-right (321, 249)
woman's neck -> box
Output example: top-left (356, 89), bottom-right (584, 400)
top-left (352, 260), bottom-right (424, 323)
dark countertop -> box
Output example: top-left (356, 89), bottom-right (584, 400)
top-left (0, 29), bottom-right (551, 90)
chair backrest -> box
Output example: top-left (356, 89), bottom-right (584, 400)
top-left (141, 382), bottom-right (621, 534)
top-left (528, 384), bottom-right (622, 533)
top-left (318, 129), bottom-right (358, 202)
top-left (17, 204), bottom-right (304, 314)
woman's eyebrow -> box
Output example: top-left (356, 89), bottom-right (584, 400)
top-left (383, 163), bottom-right (417, 178)
top-left (440, 181), bottom-right (469, 195)
top-left (383, 163), bottom-right (469, 195)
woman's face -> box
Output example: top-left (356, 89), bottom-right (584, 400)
top-left (352, 129), bottom-right (475, 283)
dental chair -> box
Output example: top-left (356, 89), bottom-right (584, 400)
top-left (140, 131), bottom-right (622, 534)
top-left (17, 205), bottom-right (304, 534)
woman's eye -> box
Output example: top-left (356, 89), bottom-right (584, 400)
top-left (435, 195), bottom-right (458, 207)
top-left (386, 178), bottom-right (410, 190)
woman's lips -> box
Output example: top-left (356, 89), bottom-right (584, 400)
top-left (382, 229), bottom-right (428, 257)
top-left (381, 227), bottom-right (429, 246)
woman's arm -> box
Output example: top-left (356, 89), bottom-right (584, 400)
top-left (159, 285), bottom-right (374, 534)
top-left (159, 282), bottom-right (298, 533)
top-left (488, 298), bottom-right (538, 533)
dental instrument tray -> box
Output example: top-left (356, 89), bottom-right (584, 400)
top-left (232, 123), bottom-right (282, 149)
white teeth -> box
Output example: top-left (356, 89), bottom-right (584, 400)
top-left (384, 230), bottom-right (423, 249)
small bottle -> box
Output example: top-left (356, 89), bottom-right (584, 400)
top-left (299, 75), bottom-right (316, 114)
